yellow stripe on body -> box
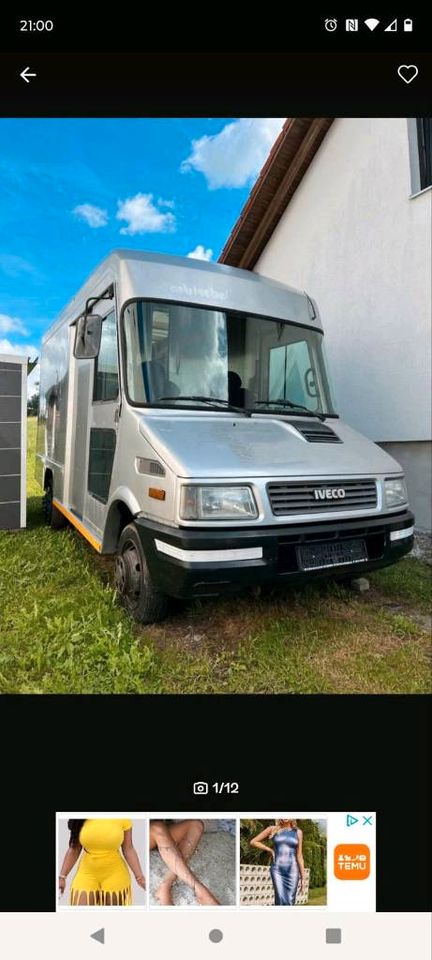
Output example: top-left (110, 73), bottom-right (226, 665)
top-left (53, 499), bottom-right (102, 553)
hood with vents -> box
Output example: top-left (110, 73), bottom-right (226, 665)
top-left (139, 413), bottom-right (402, 479)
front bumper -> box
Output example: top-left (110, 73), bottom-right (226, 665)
top-left (135, 511), bottom-right (415, 599)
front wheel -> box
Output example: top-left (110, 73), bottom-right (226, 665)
top-left (114, 523), bottom-right (169, 624)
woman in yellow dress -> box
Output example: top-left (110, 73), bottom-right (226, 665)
top-left (58, 819), bottom-right (146, 905)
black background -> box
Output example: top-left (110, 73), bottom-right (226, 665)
top-left (0, 27), bottom-right (431, 918)
top-left (0, 51), bottom-right (431, 116)
top-left (1, 11), bottom-right (432, 115)
top-left (3, 10), bottom-right (431, 52)
top-left (0, 694), bottom-right (430, 912)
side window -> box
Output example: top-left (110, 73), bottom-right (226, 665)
top-left (88, 428), bottom-right (116, 502)
top-left (94, 310), bottom-right (119, 401)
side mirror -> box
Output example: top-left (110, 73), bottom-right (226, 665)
top-left (74, 314), bottom-right (103, 359)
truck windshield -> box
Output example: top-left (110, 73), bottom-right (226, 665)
top-left (123, 300), bottom-right (336, 416)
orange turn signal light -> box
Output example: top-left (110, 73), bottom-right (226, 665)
top-left (148, 487), bottom-right (166, 501)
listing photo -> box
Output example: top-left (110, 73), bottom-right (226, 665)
top-left (56, 816), bottom-right (147, 907)
top-left (149, 818), bottom-right (236, 906)
top-left (0, 116), bottom-right (430, 695)
top-left (240, 817), bottom-right (327, 907)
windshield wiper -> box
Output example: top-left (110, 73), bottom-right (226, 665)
top-left (253, 399), bottom-right (326, 421)
top-left (157, 395), bottom-right (251, 417)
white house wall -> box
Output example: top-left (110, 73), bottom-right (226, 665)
top-left (255, 117), bottom-right (431, 445)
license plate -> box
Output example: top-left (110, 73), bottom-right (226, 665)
top-left (297, 538), bottom-right (368, 571)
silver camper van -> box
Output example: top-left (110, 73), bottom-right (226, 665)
top-left (36, 250), bottom-right (414, 622)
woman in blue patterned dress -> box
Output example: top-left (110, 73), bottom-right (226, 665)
top-left (251, 819), bottom-right (305, 905)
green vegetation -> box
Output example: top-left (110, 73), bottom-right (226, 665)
top-left (0, 418), bottom-right (430, 694)
top-left (369, 557), bottom-right (431, 612)
top-left (306, 886), bottom-right (327, 906)
top-left (27, 394), bottom-right (39, 416)
top-left (302, 821), bottom-right (326, 889)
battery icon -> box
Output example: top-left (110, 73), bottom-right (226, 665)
top-left (404, 18), bottom-right (413, 31)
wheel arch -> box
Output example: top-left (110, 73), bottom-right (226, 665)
top-left (102, 486), bottom-right (142, 553)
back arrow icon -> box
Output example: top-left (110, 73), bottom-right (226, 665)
top-left (20, 67), bottom-right (37, 83)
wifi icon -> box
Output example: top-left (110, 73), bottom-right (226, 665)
top-left (365, 18), bottom-right (380, 30)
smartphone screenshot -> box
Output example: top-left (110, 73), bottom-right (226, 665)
top-left (0, 16), bottom-right (431, 959)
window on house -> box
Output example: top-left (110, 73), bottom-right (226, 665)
top-left (93, 310), bottom-right (119, 401)
top-left (408, 118), bottom-right (432, 194)
top-left (416, 119), bottom-right (432, 189)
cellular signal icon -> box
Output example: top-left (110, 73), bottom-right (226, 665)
top-left (385, 18), bottom-right (397, 31)
top-left (364, 18), bottom-right (380, 30)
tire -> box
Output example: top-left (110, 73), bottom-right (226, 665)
top-left (43, 479), bottom-right (68, 530)
top-left (114, 522), bottom-right (169, 624)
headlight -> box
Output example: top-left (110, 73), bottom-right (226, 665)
top-left (385, 477), bottom-right (408, 507)
top-left (180, 485), bottom-right (258, 520)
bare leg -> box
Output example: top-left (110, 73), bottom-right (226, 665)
top-left (105, 893), bottom-right (118, 906)
top-left (150, 820), bottom-right (219, 906)
top-left (154, 820), bottom-right (205, 905)
top-left (77, 891), bottom-right (96, 906)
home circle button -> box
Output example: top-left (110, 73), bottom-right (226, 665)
top-left (209, 929), bottom-right (223, 943)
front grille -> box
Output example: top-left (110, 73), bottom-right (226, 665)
top-left (290, 419), bottom-right (341, 443)
top-left (267, 478), bottom-right (377, 516)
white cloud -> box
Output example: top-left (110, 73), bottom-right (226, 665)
top-left (158, 197), bottom-right (175, 209)
top-left (116, 193), bottom-right (176, 235)
top-left (0, 254), bottom-right (36, 278)
top-left (73, 203), bottom-right (108, 228)
top-left (0, 339), bottom-right (40, 397)
top-left (181, 117), bottom-right (285, 189)
top-left (0, 314), bottom-right (28, 336)
top-left (187, 245), bottom-right (213, 261)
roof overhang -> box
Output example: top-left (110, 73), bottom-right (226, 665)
top-left (219, 117), bottom-right (334, 269)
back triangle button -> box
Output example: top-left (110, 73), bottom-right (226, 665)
top-left (90, 928), bottom-right (105, 945)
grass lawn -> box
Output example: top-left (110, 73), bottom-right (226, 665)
top-left (0, 417), bottom-right (430, 694)
top-left (306, 886), bottom-right (327, 906)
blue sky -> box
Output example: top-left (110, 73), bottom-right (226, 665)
top-left (0, 118), bottom-right (283, 391)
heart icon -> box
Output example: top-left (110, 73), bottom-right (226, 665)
top-left (397, 64), bottom-right (419, 84)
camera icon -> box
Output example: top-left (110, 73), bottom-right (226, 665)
top-left (324, 18), bottom-right (338, 31)
top-left (193, 781), bottom-right (209, 795)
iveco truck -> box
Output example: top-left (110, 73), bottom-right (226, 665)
top-left (36, 250), bottom-right (414, 622)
